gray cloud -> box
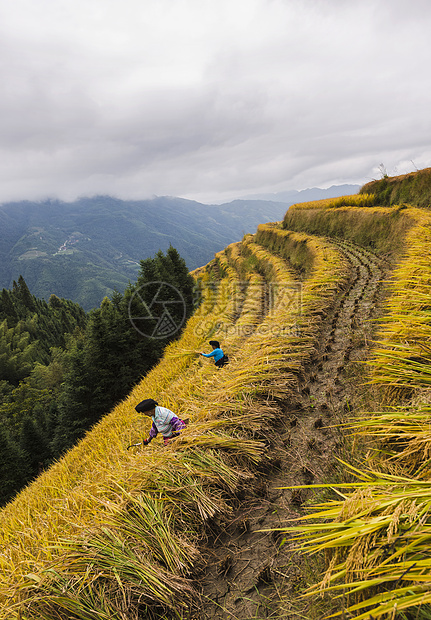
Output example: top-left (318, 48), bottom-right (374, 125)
top-left (0, 0), bottom-right (430, 203)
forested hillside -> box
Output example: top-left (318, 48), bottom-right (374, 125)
top-left (1, 169), bottom-right (431, 620)
top-left (0, 246), bottom-right (194, 506)
top-left (0, 188), bottom-right (359, 311)
top-left (0, 195), bottom-right (289, 310)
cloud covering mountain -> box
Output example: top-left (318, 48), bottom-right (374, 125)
top-left (0, 0), bottom-right (430, 204)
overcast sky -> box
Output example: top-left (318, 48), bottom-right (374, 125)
top-left (0, 0), bottom-right (430, 204)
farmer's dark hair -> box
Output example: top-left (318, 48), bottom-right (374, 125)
top-left (209, 340), bottom-right (220, 348)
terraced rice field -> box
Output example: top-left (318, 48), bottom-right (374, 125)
top-left (1, 195), bottom-right (430, 620)
top-left (199, 238), bottom-right (390, 619)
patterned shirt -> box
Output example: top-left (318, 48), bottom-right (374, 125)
top-left (148, 406), bottom-right (186, 440)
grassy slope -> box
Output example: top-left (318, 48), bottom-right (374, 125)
top-left (360, 166), bottom-right (431, 208)
top-left (1, 168), bottom-right (430, 619)
top-left (0, 217), bottom-right (347, 618)
top-left (276, 177), bottom-right (431, 618)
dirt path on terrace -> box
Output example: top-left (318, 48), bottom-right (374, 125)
top-left (194, 241), bottom-right (390, 620)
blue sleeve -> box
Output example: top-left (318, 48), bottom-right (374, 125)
top-left (202, 350), bottom-right (216, 358)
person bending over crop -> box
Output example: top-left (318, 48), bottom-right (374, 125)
top-left (200, 340), bottom-right (229, 368)
top-left (135, 398), bottom-right (189, 446)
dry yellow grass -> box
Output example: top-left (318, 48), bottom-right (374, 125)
top-left (273, 203), bottom-right (431, 620)
top-left (286, 193), bottom-right (376, 211)
top-left (0, 222), bottom-right (349, 619)
top-left (369, 208), bottom-right (431, 393)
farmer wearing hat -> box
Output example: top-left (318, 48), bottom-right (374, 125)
top-left (135, 399), bottom-right (189, 446)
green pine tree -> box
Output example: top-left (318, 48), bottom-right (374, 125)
top-left (0, 424), bottom-right (30, 506)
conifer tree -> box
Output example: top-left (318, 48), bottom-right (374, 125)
top-left (0, 289), bottom-right (17, 323)
top-left (0, 424), bottom-right (30, 506)
top-left (52, 337), bottom-right (96, 453)
top-left (15, 275), bottom-right (36, 312)
top-left (19, 415), bottom-right (49, 476)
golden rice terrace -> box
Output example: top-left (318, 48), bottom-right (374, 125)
top-left (1, 167), bottom-right (431, 620)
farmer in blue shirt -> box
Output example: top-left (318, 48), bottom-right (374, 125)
top-left (200, 340), bottom-right (228, 368)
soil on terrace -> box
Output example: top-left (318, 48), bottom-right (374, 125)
top-left (193, 241), bottom-right (391, 620)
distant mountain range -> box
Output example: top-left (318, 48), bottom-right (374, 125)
top-left (0, 186), bottom-right (359, 310)
top-left (241, 184), bottom-right (361, 203)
